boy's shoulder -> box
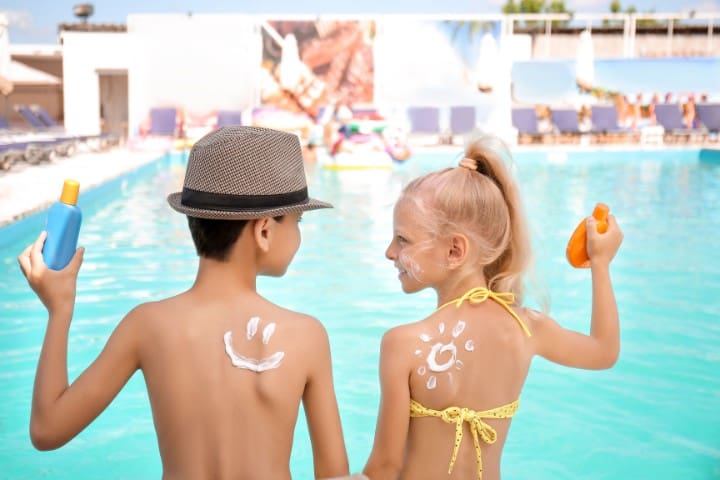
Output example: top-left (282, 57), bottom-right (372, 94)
top-left (275, 303), bottom-right (328, 335)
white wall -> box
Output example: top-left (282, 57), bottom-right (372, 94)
top-left (373, 19), bottom-right (481, 108)
top-left (0, 13), bottom-right (9, 78)
top-left (62, 32), bottom-right (130, 135)
top-left (127, 14), bottom-right (261, 136)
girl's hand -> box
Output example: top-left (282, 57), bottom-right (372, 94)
top-left (17, 231), bottom-right (84, 315)
top-left (587, 214), bottom-right (623, 267)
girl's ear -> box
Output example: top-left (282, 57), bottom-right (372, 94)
top-left (252, 218), bottom-right (273, 253)
top-left (447, 234), bottom-right (469, 269)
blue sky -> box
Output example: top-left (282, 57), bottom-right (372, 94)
top-left (4, 0), bottom-right (720, 44)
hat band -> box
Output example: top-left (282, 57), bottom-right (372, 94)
top-left (181, 187), bottom-right (309, 211)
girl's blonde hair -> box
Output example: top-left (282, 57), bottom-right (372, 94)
top-left (399, 135), bottom-right (532, 302)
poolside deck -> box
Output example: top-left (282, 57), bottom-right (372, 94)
top-left (0, 145), bottom-right (169, 227)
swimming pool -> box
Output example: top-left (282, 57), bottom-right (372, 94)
top-left (1, 147), bottom-right (719, 479)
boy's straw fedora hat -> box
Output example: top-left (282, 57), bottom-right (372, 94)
top-left (168, 126), bottom-right (332, 219)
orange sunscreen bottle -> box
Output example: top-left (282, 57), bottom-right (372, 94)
top-left (566, 203), bottom-right (609, 268)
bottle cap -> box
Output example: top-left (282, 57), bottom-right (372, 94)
top-left (59, 179), bottom-right (80, 205)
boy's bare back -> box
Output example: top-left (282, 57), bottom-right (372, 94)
top-left (123, 291), bottom-right (335, 479)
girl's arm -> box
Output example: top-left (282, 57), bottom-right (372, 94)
top-left (532, 215), bottom-right (624, 370)
top-left (18, 232), bottom-right (142, 449)
top-left (363, 328), bottom-right (411, 480)
top-left (302, 320), bottom-right (350, 479)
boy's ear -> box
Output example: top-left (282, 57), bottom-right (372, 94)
top-left (447, 234), bottom-right (469, 269)
top-left (252, 218), bottom-right (273, 253)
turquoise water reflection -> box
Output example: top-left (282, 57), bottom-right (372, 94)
top-left (1, 148), bottom-right (718, 479)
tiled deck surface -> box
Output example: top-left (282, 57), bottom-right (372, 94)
top-left (0, 145), bottom-right (169, 227)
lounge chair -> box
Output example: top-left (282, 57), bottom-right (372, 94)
top-left (696, 103), bottom-right (720, 137)
top-left (149, 107), bottom-right (179, 136)
top-left (0, 114), bottom-right (10, 130)
top-left (590, 105), bottom-right (632, 142)
top-left (407, 106), bottom-right (442, 144)
top-left (16, 105), bottom-right (48, 130)
top-left (0, 142), bottom-right (26, 171)
top-left (15, 104), bottom-right (117, 153)
top-left (0, 137), bottom-right (69, 168)
top-left (217, 110), bottom-right (242, 128)
top-left (511, 107), bottom-right (544, 143)
top-left (654, 104), bottom-right (699, 143)
top-left (449, 106), bottom-right (476, 139)
top-left (550, 108), bottom-right (582, 142)
top-left (30, 105), bottom-right (61, 128)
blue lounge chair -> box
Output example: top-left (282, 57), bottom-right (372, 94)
top-left (149, 107), bottom-right (178, 136)
top-left (217, 110), bottom-right (242, 128)
top-left (654, 103), bottom-right (698, 142)
top-left (0, 114), bottom-right (10, 130)
top-left (30, 105), bottom-right (60, 128)
top-left (551, 108), bottom-right (582, 141)
top-left (407, 107), bottom-right (440, 134)
top-left (17, 105), bottom-right (47, 129)
top-left (15, 104), bottom-right (118, 153)
top-left (511, 107), bottom-right (544, 143)
top-left (696, 103), bottom-right (720, 135)
top-left (0, 142), bottom-right (26, 171)
top-left (449, 106), bottom-right (476, 136)
top-left (407, 106), bottom-right (442, 144)
top-left (591, 105), bottom-right (631, 140)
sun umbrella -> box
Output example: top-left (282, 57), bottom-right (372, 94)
top-left (575, 29), bottom-right (595, 91)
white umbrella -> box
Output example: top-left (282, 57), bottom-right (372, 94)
top-left (575, 29), bottom-right (595, 91)
top-left (475, 32), bottom-right (501, 93)
top-left (279, 34), bottom-right (304, 91)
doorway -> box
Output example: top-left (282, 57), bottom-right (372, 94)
top-left (98, 69), bottom-right (128, 138)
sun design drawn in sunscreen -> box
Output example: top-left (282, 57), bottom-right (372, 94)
top-left (224, 316), bottom-right (284, 372)
top-left (415, 320), bottom-right (475, 390)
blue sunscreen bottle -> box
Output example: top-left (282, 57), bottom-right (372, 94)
top-left (42, 179), bottom-right (82, 270)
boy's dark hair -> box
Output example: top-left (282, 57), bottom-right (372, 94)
top-left (187, 215), bottom-right (285, 261)
top-left (187, 217), bottom-right (249, 261)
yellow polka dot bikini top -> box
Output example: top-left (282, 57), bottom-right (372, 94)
top-left (409, 287), bottom-right (531, 480)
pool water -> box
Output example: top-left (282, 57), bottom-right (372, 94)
top-left (1, 148), bottom-right (719, 479)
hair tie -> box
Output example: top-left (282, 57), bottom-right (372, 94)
top-left (459, 157), bottom-right (478, 171)
top-left (459, 157), bottom-right (491, 177)
top-left (459, 156), bottom-right (502, 193)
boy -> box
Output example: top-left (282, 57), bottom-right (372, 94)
top-left (19, 126), bottom-right (352, 479)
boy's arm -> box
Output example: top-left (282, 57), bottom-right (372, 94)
top-left (532, 215), bottom-right (624, 369)
top-left (363, 328), bottom-right (410, 480)
top-left (19, 233), bottom-right (141, 450)
top-left (302, 320), bottom-right (350, 479)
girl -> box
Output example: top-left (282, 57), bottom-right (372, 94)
top-left (363, 136), bottom-right (623, 480)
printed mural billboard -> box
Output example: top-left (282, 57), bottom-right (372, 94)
top-left (260, 20), bottom-right (375, 118)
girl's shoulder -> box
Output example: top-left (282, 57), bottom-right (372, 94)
top-left (380, 317), bottom-right (435, 356)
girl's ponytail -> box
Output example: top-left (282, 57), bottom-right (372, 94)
top-left (464, 137), bottom-right (531, 302)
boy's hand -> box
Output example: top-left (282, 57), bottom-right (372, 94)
top-left (587, 214), bottom-right (623, 268)
top-left (17, 231), bottom-right (84, 315)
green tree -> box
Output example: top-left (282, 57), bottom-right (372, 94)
top-left (501, 0), bottom-right (572, 27)
top-left (502, 0), bottom-right (520, 14)
top-left (520, 0), bottom-right (545, 12)
top-left (546, 0), bottom-right (572, 26)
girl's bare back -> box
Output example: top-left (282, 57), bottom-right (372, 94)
top-left (391, 295), bottom-right (533, 480)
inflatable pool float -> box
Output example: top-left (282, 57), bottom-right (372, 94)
top-left (320, 134), bottom-right (393, 170)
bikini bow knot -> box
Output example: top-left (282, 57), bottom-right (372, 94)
top-left (450, 287), bottom-right (516, 308)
